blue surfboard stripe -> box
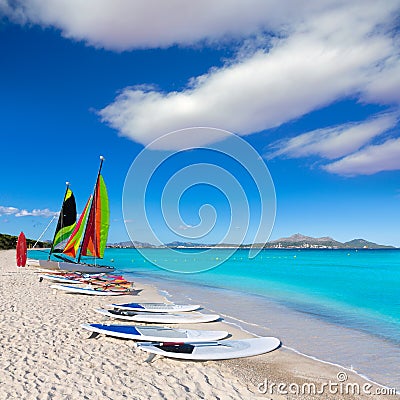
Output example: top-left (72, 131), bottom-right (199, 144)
top-left (116, 303), bottom-right (144, 309)
top-left (90, 324), bottom-right (140, 335)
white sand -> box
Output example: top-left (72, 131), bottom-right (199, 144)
top-left (1, 250), bottom-right (398, 400)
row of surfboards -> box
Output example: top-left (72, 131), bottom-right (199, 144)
top-left (39, 271), bottom-right (281, 360)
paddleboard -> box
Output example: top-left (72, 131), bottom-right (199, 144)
top-left (50, 284), bottom-right (131, 296)
top-left (108, 302), bottom-right (201, 313)
top-left (137, 337), bottom-right (281, 360)
top-left (95, 308), bottom-right (220, 323)
top-left (27, 258), bottom-right (40, 267)
top-left (39, 274), bottom-right (81, 284)
top-left (81, 323), bottom-right (228, 342)
top-left (16, 232), bottom-right (27, 267)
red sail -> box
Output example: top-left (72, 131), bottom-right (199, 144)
top-left (80, 175), bottom-right (109, 258)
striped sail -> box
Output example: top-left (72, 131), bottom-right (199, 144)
top-left (62, 196), bottom-right (92, 258)
top-left (80, 175), bottom-right (109, 259)
top-left (51, 188), bottom-right (77, 253)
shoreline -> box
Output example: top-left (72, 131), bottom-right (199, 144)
top-left (4, 249), bottom-right (399, 399)
top-left (125, 268), bottom-right (400, 390)
top-left (133, 274), bottom-right (400, 392)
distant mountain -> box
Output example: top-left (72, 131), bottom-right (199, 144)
top-left (166, 241), bottom-right (209, 248)
top-left (269, 233), bottom-right (343, 248)
top-left (342, 238), bottom-right (394, 249)
top-left (267, 233), bottom-right (395, 249)
top-left (107, 234), bottom-right (396, 249)
top-left (107, 240), bottom-right (158, 248)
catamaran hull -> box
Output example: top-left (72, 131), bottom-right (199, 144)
top-left (38, 259), bottom-right (114, 273)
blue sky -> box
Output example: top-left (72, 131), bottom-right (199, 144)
top-left (0, 1), bottom-right (399, 246)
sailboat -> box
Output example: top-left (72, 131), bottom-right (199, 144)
top-left (39, 156), bottom-right (114, 273)
top-left (37, 182), bottom-right (77, 270)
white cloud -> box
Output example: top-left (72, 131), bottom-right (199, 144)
top-left (0, 0), bottom-right (339, 50)
top-left (0, 205), bottom-right (58, 217)
top-left (15, 208), bottom-right (58, 217)
top-left (3, 0), bottom-right (400, 172)
top-left (324, 137), bottom-right (400, 176)
top-left (0, 206), bottom-right (19, 216)
top-left (267, 112), bottom-right (398, 160)
top-left (98, 1), bottom-right (400, 150)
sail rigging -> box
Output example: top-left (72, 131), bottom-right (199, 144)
top-left (61, 156), bottom-right (110, 264)
top-left (38, 156), bottom-right (113, 273)
top-left (49, 184), bottom-right (77, 258)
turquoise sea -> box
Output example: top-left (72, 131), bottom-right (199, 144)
top-left (30, 248), bottom-right (400, 389)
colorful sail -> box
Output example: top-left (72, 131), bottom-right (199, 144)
top-left (80, 175), bottom-right (109, 259)
top-left (63, 195), bottom-right (92, 258)
top-left (50, 188), bottom-right (77, 253)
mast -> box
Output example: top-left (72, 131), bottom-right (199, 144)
top-left (48, 182), bottom-right (70, 260)
top-left (78, 156), bottom-right (104, 263)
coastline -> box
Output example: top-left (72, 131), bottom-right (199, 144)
top-left (130, 271), bottom-right (400, 389)
top-left (2, 249), bottom-right (398, 399)
top-left (131, 273), bottom-right (400, 391)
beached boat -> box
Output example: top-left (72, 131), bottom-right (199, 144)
top-left (39, 157), bottom-right (114, 273)
top-left (39, 272), bottom-right (124, 283)
top-left (51, 284), bottom-right (134, 296)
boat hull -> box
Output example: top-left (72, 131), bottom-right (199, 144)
top-left (38, 259), bottom-right (114, 273)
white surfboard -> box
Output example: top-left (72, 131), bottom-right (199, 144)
top-left (95, 308), bottom-right (220, 323)
top-left (27, 258), bottom-right (41, 267)
top-left (39, 274), bottom-right (81, 284)
top-left (137, 337), bottom-right (281, 360)
top-left (81, 323), bottom-right (228, 342)
top-left (50, 284), bottom-right (131, 296)
top-left (108, 302), bottom-right (201, 313)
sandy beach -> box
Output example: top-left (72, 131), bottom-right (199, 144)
top-left (1, 249), bottom-right (398, 400)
